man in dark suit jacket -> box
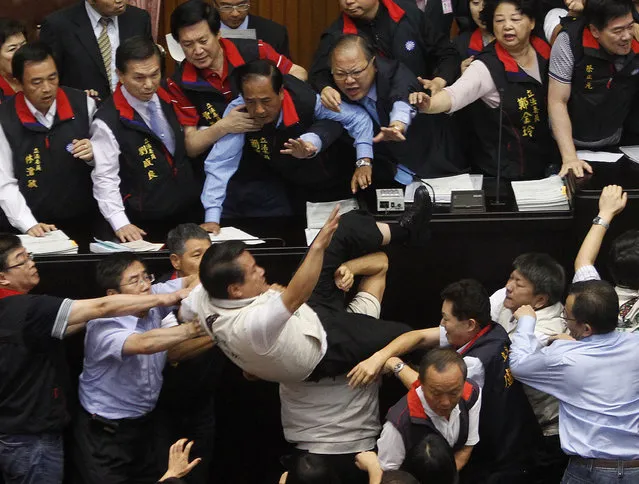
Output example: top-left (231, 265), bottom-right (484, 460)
top-left (214, 0), bottom-right (290, 57)
top-left (40, 0), bottom-right (152, 101)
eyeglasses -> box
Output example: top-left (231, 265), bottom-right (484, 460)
top-left (217, 3), bottom-right (250, 13)
top-left (3, 252), bottom-right (34, 271)
top-left (120, 273), bottom-right (155, 288)
top-left (560, 309), bottom-right (577, 323)
top-left (332, 58), bottom-right (374, 81)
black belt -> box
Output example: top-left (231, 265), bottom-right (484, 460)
top-left (572, 457), bottom-right (639, 469)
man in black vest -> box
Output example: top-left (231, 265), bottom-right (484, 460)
top-left (166, 0), bottom-right (306, 161)
top-left (348, 279), bottom-right (543, 484)
top-left (549, 0), bottom-right (639, 177)
top-left (200, 60), bottom-right (375, 234)
top-left (329, 34), bottom-right (466, 182)
top-left (378, 349), bottom-right (480, 473)
top-left (91, 36), bottom-right (202, 242)
top-left (0, 42), bottom-right (97, 237)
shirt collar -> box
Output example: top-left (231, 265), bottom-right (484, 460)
top-left (24, 96), bottom-right (56, 124)
top-left (416, 385), bottom-right (460, 421)
top-left (120, 85), bottom-right (159, 114)
top-left (220, 15), bottom-right (250, 31)
top-left (365, 83), bottom-right (377, 103)
top-left (85, 1), bottom-right (116, 29)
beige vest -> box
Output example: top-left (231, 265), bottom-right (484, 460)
top-left (192, 288), bottom-right (325, 383)
top-left (497, 300), bottom-right (568, 436)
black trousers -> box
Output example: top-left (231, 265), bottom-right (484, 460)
top-left (307, 211), bottom-right (411, 380)
top-left (283, 449), bottom-right (370, 484)
top-left (72, 409), bottom-right (161, 484)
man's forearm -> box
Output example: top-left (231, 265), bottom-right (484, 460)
top-left (125, 324), bottom-right (196, 355)
top-left (375, 329), bottom-right (437, 361)
top-left (574, 223), bottom-right (608, 271)
top-left (344, 252), bottom-right (388, 277)
top-left (168, 335), bottom-right (214, 362)
top-left (281, 246), bottom-right (326, 313)
top-left (289, 64), bottom-right (308, 81)
top-left (454, 446), bottom-right (473, 470)
top-left (425, 90), bottom-right (453, 114)
top-left (549, 100), bottom-right (578, 162)
top-left (185, 122), bottom-right (228, 157)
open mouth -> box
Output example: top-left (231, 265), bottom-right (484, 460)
top-left (503, 34), bottom-right (516, 42)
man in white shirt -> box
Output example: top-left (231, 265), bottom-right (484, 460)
top-left (0, 42), bottom-right (97, 237)
top-left (378, 348), bottom-right (481, 472)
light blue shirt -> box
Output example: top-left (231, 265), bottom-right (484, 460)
top-left (78, 278), bottom-right (183, 419)
top-left (202, 94), bottom-right (374, 223)
top-left (510, 315), bottom-right (639, 459)
top-left (220, 16), bottom-right (250, 31)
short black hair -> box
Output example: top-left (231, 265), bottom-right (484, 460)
top-left (480, 0), bottom-right (539, 35)
top-left (0, 18), bottom-right (26, 50)
top-left (166, 223), bottom-right (210, 255)
top-left (235, 59), bottom-right (283, 96)
top-left (419, 348), bottom-right (468, 383)
top-left (199, 241), bottom-right (247, 299)
top-left (0, 233), bottom-right (22, 270)
top-left (171, 0), bottom-right (221, 41)
top-left (585, 0), bottom-right (633, 30)
top-left (381, 471), bottom-right (420, 484)
top-left (440, 279), bottom-right (492, 328)
top-left (115, 35), bottom-right (161, 74)
top-left (608, 230), bottom-right (639, 290)
top-left (568, 280), bottom-right (619, 334)
top-left (402, 433), bottom-right (459, 484)
top-left (513, 253), bottom-right (566, 305)
top-left (12, 42), bottom-right (55, 83)
top-left (285, 454), bottom-right (341, 484)
top-left (330, 34), bottom-right (376, 63)
top-left (96, 252), bottom-right (145, 292)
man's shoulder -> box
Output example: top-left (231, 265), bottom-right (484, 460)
top-left (43, 2), bottom-right (85, 25)
top-left (86, 315), bottom-right (138, 334)
top-left (121, 4), bottom-right (152, 23)
top-left (250, 14), bottom-right (287, 35)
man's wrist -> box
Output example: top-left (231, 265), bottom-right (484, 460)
top-left (356, 158), bottom-right (372, 167)
top-left (593, 215), bottom-right (611, 229)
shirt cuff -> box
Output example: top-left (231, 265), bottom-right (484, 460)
top-left (300, 133), bottom-right (323, 156)
top-left (108, 211), bottom-right (131, 232)
top-left (517, 315), bottom-right (537, 334)
top-left (355, 143), bottom-right (374, 161)
top-left (205, 207), bottom-right (222, 224)
top-left (51, 299), bottom-right (74, 340)
top-left (16, 213), bottom-right (39, 234)
top-left (390, 101), bottom-right (414, 128)
top-left (573, 265), bottom-right (601, 283)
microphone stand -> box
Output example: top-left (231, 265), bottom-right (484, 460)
top-left (491, 87), bottom-right (506, 207)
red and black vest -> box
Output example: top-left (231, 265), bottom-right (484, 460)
top-left (564, 19), bottom-right (639, 143)
top-left (0, 75), bottom-right (16, 105)
top-left (386, 379), bottom-right (480, 453)
top-left (471, 37), bottom-right (559, 179)
top-left (94, 84), bottom-right (200, 220)
top-left (0, 87), bottom-right (94, 221)
top-left (169, 38), bottom-right (260, 128)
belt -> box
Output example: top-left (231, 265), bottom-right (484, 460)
top-left (572, 457), bottom-right (639, 469)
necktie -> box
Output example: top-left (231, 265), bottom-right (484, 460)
top-left (361, 96), bottom-right (381, 126)
top-left (98, 17), bottom-right (112, 89)
top-left (148, 100), bottom-right (176, 156)
top-left (416, 0), bottom-right (426, 10)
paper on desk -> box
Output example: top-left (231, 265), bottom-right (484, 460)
top-left (620, 146), bottom-right (639, 164)
top-left (209, 227), bottom-right (265, 245)
top-left (305, 229), bottom-right (320, 246)
top-left (306, 199), bottom-right (359, 229)
top-left (576, 150), bottom-right (623, 163)
top-left (511, 175), bottom-right (570, 212)
top-left (91, 238), bottom-right (164, 253)
top-left (18, 230), bottom-right (78, 255)
top-left (405, 174), bottom-right (475, 204)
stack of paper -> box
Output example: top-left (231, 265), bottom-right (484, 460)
top-left (511, 175), bottom-right (570, 212)
top-left (576, 150), bottom-right (623, 163)
top-left (18, 230), bottom-right (78, 255)
top-left (405, 174), bottom-right (475, 204)
top-left (209, 227), bottom-right (264, 245)
top-left (620, 146), bottom-right (639, 164)
top-left (305, 199), bottom-right (359, 245)
top-left (90, 239), bottom-right (165, 253)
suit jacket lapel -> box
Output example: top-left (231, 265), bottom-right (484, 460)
top-left (70, 3), bottom-right (109, 81)
top-left (117, 9), bottom-right (134, 42)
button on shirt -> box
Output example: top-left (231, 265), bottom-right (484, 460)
top-left (85, 1), bottom-right (120, 93)
top-left (78, 278), bottom-right (183, 420)
top-left (510, 315), bottom-right (639, 459)
top-left (202, 94), bottom-right (375, 223)
top-left (377, 385), bottom-right (482, 470)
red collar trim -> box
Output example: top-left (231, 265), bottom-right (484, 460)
top-left (469, 28), bottom-right (484, 53)
top-left (281, 89), bottom-right (300, 127)
top-left (342, 0), bottom-right (405, 33)
top-left (113, 84), bottom-right (135, 121)
top-left (0, 288), bottom-right (24, 299)
top-left (14, 88), bottom-right (74, 126)
top-left (0, 75), bottom-right (16, 97)
top-left (462, 381), bottom-right (474, 400)
top-left (407, 380), bottom-right (428, 419)
top-left (342, 14), bottom-right (358, 34)
top-left (583, 28), bottom-right (600, 50)
top-left (220, 37), bottom-right (247, 68)
top-left (495, 36), bottom-right (550, 73)
top-left (458, 323), bottom-right (493, 355)
top-left (170, 271), bottom-right (179, 280)
top-left (531, 35), bottom-right (551, 60)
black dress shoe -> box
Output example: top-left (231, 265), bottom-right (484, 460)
top-left (399, 186), bottom-right (433, 246)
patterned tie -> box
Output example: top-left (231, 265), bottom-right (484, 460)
top-left (148, 100), bottom-right (176, 156)
top-left (98, 17), bottom-right (113, 89)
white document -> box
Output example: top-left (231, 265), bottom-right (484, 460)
top-left (209, 227), bottom-right (265, 245)
top-left (405, 174), bottom-right (475, 204)
top-left (511, 175), bottom-right (570, 212)
top-left (90, 238), bottom-right (164, 253)
top-left (305, 229), bottom-right (320, 246)
top-left (619, 146), bottom-right (639, 164)
top-left (18, 230), bottom-right (78, 255)
top-left (576, 150), bottom-right (623, 163)
top-left (306, 199), bottom-right (359, 229)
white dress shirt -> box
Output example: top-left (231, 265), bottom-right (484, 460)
top-left (0, 95), bottom-right (96, 232)
top-left (85, 1), bottom-right (120, 93)
top-left (220, 16), bottom-right (250, 31)
top-left (377, 385), bottom-right (482, 470)
top-left (90, 86), bottom-right (175, 231)
top-left (439, 326), bottom-right (485, 388)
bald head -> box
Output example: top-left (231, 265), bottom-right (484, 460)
top-left (330, 34), bottom-right (376, 101)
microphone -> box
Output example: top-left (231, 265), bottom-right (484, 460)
top-left (492, 87), bottom-right (506, 207)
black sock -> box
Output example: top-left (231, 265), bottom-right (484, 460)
top-left (389, 222), bottom-right (410, 244)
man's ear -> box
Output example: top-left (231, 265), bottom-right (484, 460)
top-left (169, 253), bottom-right (181, 272)
top-left (532, 293), bottom-right (549, 310)
top-left (228, 283), bottom-right (242, 299)
top-left (589, 24), bottom-right (602, 40)
top-left (106, 288), bottom-right (119, 296)
top-left (582, 323), bottom-right (594, 338)
top-left (0, 272), bottom-right (9, 287)
top-left (468, 318), bottom-right (480, 332)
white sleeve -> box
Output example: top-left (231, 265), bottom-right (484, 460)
top-left (444, 60), bottom-right (500, 112)
top-left (179, 283), bottom-right (204, 322)
top-left (439, 325), bottom-right (451, 348)
top-left (572, 265), bottom-right (601, 283)
top-left (377, 421), bottom-right (406, 471)
top-left (0, 125), bottom-right (39, 232)
top-left (544, 8), bottom-right (568, 43)
top-left (490, 288), bottom-right (507, 322)
top-left (465, 387), bottom-right (482, 446)
top-left (244, 293), bottom-right (293, 355)
top-left (90, 118), bottom-right (130, 231)
top-left (463, 356), bottom-right (485, 389)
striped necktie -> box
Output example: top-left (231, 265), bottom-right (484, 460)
top-left (98, 17), bottom-right (112, 89)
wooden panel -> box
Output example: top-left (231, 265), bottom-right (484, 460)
top-left (1, 0), bottom-right (77, 37)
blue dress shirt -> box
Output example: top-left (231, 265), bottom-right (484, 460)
top-left (78, 278), bottom-right (183, 419)
top-left (202, 94), bottom-right (375, 223)
top-left (510, 315), bottom-right (639, 459)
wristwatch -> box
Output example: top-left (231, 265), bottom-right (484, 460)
top-left (392, 361), bottom-right (406, 375)
top-left (592, 216), bottom-right (610, 230)
top-left (355, 158), bottom-right (372, 168)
